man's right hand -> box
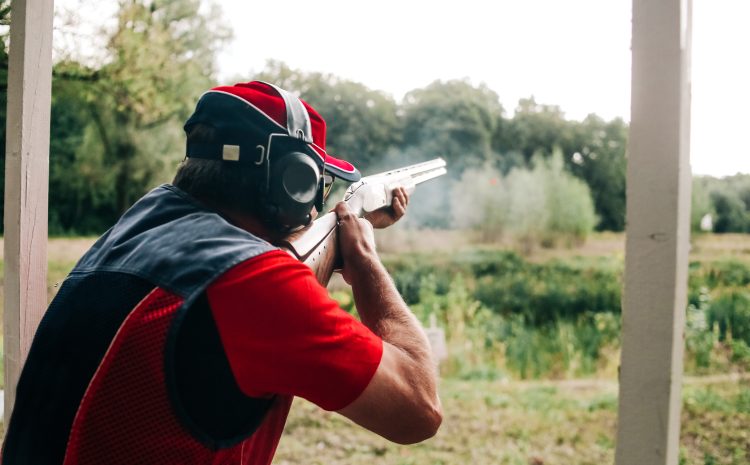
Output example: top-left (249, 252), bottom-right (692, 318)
top-left (335, 202), bottom-right (377, 285)
top-left (332, 202), bottom-right (442, 445)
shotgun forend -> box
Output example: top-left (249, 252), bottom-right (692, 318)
top-left (342, 158), bottom-right (447, 216)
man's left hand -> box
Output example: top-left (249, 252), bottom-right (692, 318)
top-left (364, 186), bottom-right (410, 229)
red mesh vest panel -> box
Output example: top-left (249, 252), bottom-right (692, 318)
top-left (63, 288), bottom-right (291, 465)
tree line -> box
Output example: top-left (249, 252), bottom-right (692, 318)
top-left (0, 0), bottom-right (746, 237)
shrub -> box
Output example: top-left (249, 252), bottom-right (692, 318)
top-left (708, 289), bottom-right (750, 345)
top-left (450, 163), bottom-right (508, 241)
top-left (411, 274), bottom-right (504, 379)
top-left (449, 151), bottom-right (597, 250)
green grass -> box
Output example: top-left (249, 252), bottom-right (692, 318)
top-left (274, 379), bottom-right (750, 465)
top-left (0, 234), bottom-right (749, 462)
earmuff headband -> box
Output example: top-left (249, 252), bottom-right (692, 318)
top-left (255, 81), bottom-right (314, 144)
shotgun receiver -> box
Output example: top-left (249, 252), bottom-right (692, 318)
top-left (279, 158), bottom-right (447, 285)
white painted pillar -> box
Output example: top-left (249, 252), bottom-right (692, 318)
top-left (615, 0), bottom-right (692, 464)
top-left (3, 0), bottom-right (54, 427)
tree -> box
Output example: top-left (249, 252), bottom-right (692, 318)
top-left (401, 79), bottom-right (505, 173)
top-left (451, 151), bottom-right (596, 249)
top-left (254, 61), bottom-right (399, 172)
top-left (496, 97), bottom-right (570, 163)
top-left (692, 174), bottom-right (750, 233)
top-left (94, 0), bottom-right (231, 213)
top-left (46, 0), bottom-right (231, 233)
top-left (496, 101), bottom-right (627, 231)
top-left (691, 176), bottom-right (715, 232)
top-left (564, 115), bottom-right (628, 231)
top-left (711, 190), bottom-right (749, 233)
top-left (450, 163), bottom-right (508, 241)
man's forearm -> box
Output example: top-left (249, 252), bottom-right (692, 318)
top-left (349, 253), bottom-right (435, 372)
top-left (334, 203), bottom-right (441, 443)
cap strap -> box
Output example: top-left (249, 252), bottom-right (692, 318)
top-left (186, 142), bottom-right (264, 164)
top-left (257, 81), bottom-right (313, 144)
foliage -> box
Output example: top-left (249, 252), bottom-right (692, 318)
top-left (564, 115), bottom-right (628, 231)
top-left (401, 79), bottom-right (505, 173)
top-left (692, 174), bottom-right (750, 233)
top-left (275, 378), bottom-right (748, 465)
top-left (382, 247), bottom-right (750, 378)
top-left (411, 274), bottom-right (503, 380)
top-left (531, 150), bottom-right (598, 246)
top-left (385, 251), bottom-right (624, 378)
top-left (692, 178), bottom-right (715, 231)
top-left (495, 101), bottom-right (628, 232)
top-left (82, 0), bottom-right (230, 215)
top-left (2, 0), bottom-right (631, 234)
top-left (708, 289), bottom-right (750, 345)
top-left (451, 151), bottom-right (597, 249)
top-left (253, 60), bottom-right (400, 170)
top-left (1, 0), bottom-right (230, 234)
top-left (450, 163), bottom-right (508, 241)
top-left (495, 97), bottom-right (568, 162)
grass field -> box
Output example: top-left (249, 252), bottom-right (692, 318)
top-left (275, 377), bottom-right (750, 465)
top-left (0, 232), bottom-right (748, 464)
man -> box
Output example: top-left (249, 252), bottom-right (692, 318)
top-left (1, 81), bottom-right (441, 465)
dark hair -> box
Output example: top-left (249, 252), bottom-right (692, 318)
top-left (173, 124), bottom-right (265, 217)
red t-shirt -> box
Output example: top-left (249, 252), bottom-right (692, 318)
top-left (205, 249), bottom-right (383, 464)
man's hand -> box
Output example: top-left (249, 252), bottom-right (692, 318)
top-left (334, 198), bottom-right (442, 443)
top-left (335, 202), bottom-right (377, 285)
top-left (364, 187), bottom-right (409, 229)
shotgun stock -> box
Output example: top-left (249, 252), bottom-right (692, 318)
top-left (279, 158), bottom-right (447, 285)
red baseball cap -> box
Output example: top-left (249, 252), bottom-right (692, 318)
top-left (184, 81), bottom-right (361, 182)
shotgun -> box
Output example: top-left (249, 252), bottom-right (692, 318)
top-left (279, 158), bottom-right (447, 285)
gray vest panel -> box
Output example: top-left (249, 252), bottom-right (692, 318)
top-left (73, 184), bottom-right (276, 305)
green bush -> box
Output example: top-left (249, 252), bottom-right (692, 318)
top-left (449, 151), bottom-right (597, 249)
top-left (382, 250), bottom-right (750, 378)
top-left (386, 250), bottom-right (622, 325)
top-left (473, 259), bottom-right (622, 324)
top-left (411, 274), bottom-right (504, 380)
top-left (708, 289), bottom-right (750, 344)
top-left (703, 260), bottom-right (750, 288)
top-left (685, 296), bottom-right (717, 371)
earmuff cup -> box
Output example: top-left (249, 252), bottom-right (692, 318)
top-left (267, 151), bottom-right (322, 229)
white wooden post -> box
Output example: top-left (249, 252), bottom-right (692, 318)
top-left (615, 0), bottom-right (692, 464)
top-left (3, 0), bottom-right (54, 427)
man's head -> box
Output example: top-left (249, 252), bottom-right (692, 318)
top-left (174, 81), bottom-right (361, 231)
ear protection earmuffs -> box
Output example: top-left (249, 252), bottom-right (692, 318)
top-left (185, 82), bottom-right (327, 230)
top-left (263, 138), bottom-right (324, 228)
top-left (255, 82), bottom-right (326, 229)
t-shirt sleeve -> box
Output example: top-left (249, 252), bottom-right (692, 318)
top-left (206, 249), bottom-right (383, 411)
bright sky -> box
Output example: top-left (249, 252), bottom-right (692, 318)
top-left (55, 0), bottom-right (750, 177)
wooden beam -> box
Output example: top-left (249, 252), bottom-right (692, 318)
top-left (3, 0), bottom-right (54, 427)
top-left (615, 1), bottom-right (692, 464)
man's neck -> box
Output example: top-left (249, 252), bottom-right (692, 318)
top-left (216, 208), bottom-right (280, 243)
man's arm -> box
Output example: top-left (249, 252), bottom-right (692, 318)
top-left (334, 201), bottom-right (442, 445)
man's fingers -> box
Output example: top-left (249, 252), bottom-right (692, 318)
top-left (392, 196), bottom-right (405, 218)
top-left (335, 202), bottom-right (357, 225)
top-left (395, 187), bottom-right (409, 207)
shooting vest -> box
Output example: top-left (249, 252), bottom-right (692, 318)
top-left (2, 185), bottom-right (282, 465)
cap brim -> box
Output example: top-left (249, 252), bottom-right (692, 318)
top-left (310, 144), bottom-right (361, 182)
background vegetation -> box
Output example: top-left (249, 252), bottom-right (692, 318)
top-left (2, 0), bottom-right (748, 240)
top-left (0, 1), bottom-right (748, 464)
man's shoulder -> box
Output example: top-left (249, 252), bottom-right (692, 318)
top-left (209, 249), bottom-right (316, 293)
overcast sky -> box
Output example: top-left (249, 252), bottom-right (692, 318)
top-left (55, 0), bottom-right (750, 177)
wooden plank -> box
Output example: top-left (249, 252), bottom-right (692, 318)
top-left (615, 1), bottom-right (692, 464)
top-left (3, 0), bottom-right (54, 427)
